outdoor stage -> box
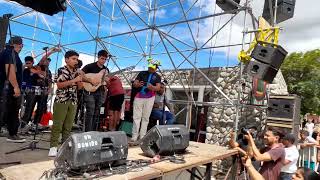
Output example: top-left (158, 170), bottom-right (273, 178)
top-left (0, 140), bottom-right (237, 180)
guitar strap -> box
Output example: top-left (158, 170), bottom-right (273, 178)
top-left (140, 73), bottom-right (154, 95)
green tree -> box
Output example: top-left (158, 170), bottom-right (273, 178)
top-left (281, 49), bottom-right (320, 115)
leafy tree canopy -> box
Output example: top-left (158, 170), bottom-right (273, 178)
top-left (281, 49), bottom-right (320, 115)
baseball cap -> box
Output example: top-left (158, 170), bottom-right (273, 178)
top-left (147, 57), bottom-right (161, 70)
top-left (9, 36), bottom-right (23, 45)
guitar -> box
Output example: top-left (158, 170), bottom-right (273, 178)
top-left (82, 66), bottom-right (134, 92)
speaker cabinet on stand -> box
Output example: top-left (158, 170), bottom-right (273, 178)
top-left (262, 0), bottom-right (296, 24)
top-left (247, 42), bottom-right (288, 83)
top-left (266, 95), bottom-right (301, 140)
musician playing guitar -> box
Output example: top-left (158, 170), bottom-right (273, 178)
top-left (79, 50), bottom-right (110, 132)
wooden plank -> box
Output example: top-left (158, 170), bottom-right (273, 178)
top-left (0, 142), bottom-right (237, 180)
top-left (0, 159), bottom-right (161, 180)
top-left (0, 160), bottom-right (54, 180)
top-left (147, 142), bottom-right (237, 174)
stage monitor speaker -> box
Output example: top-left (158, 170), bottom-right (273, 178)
top-left (0, 17), bottom-right (9, 52)
top-left (55, 131), bottom-right (128, 172)
top-left (246, 59), bottom-right (278, 83)
top-left (9, 0), bottom-right (67, 16)
top-left (140, 125), bottom-right (190, 157)
top-left (216, 0), bottom-right (240, 12)
top-left (251, 43), bottom-right (288, 69)
top-left (262, 0), bottom-right (296, 24)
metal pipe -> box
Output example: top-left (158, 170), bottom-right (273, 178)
top-left (9, 19), bottom-right (60, 35)
top-left (100, 7), bottom-right (245, 40)
top-left (157, 29), bottom-right (234, 105)
top-left (11, 10), bottom-right (34, 20)
top-left (115, 0), bottom-right (146, 55)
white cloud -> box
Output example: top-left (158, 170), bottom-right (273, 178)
top-left (155, 8), bottom-right (167, 19)
top-left (189, 0), bottom-right (320, 55)
top-left (123, 1), bottom-right (141, 14)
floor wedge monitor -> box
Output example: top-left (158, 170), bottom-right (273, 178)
top-left (140, 125), bottom-right (189, 157)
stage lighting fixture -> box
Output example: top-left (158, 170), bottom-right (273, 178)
top-left (9, 0), bottom-right (67, 16)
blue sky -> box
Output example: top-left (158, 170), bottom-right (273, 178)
top-left (0, 0), bottom-right (254, 73)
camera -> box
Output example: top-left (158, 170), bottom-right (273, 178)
top-left (240, 127), bottom-right (257, 138)
top-left (241, 127), bottom-right (250, 135)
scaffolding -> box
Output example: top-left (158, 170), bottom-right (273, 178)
top-left (2, 0), bottom-right (265, 135)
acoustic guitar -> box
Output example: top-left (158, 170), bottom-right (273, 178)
top-left (82, 66), bottom-right (134, 92)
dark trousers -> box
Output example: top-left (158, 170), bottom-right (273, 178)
top-left (75, 89), bottom-right (85, 124)
top-left (279, 172), bottom-right (294, 180)
top-left (1, 95), bottom-right (21, 136)
top-left (150, 109), bottom-right (175, 125)
top-left (84, 90), bottom-right (105, 132)
top-left (22, 93), bottom-right (48, 124)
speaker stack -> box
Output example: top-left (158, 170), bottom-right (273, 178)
top-left (266, 95), bottom-right (301, 139)
top-left (262, 0), bottom-right (296, 24)
top-left (246, 41), bottom-right (288, 83)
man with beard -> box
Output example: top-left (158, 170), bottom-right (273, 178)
top-left (245, 127), bottom-right (285, 180)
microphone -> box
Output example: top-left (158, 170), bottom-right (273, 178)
top-left (42, 47), bottom-right (49, 51)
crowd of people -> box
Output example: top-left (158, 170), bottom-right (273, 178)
top-left (229, 125), bottom-right (320, 180)
top-left (0, 36), bottom-right (176, 157)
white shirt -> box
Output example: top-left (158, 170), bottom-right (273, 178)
top-left (305, 122), bottom-right (314, 136)
top-left (299, 136), bottom-right (318, 162)
top-left (281, 145), bottom-right (299, 173)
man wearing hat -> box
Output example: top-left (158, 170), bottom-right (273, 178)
top-left (130, 58), bottom-right (161, 144)
top-left (0, 36), bottom-right (26, 142)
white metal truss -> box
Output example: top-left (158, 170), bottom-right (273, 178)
top-left (2, 0), bottom-right (264, 134)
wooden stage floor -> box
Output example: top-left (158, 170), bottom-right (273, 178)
top-left (0, 134), bottom-right (237, 180)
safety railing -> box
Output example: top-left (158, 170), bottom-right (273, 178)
top-left (297, 144), bottom-right (319, 171)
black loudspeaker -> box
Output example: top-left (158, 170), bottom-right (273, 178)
top-left (268, 98), bottom-right (294, 119)
top-left (140, 125), bottom-right (190, 157)
top-left (216, 0), bottom-right (240, 12)
top-left (251, 43), bottom-right (288, 69)
top-left (246, 59), bottom-right (278, 83)
top-left (9, 0), bottom-right (67, 16)
top-left (262, 0), bottom-right (296, 24)
top-left (266, 95), bottom-right (301, 140)
top-left (0, 17), bottom-right (9, 52)
top-left (55, 131), bottom-right (128, 172)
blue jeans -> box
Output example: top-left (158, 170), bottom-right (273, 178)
top-left (150, 109), bottom-right (175, 125)
top-left (279, 172), bottom-right (294, 180)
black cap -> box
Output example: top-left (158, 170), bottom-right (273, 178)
top-left (9, 36), bottom-right (23, 45)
